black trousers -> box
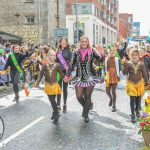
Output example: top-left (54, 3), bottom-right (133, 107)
top-left (130, 96), bottom-right (140, 115)
top-left (47, 95), bottom-right (58, 114)
top-left (10, 70), bottom-right (20, 95)
top-left (57, 80), bottom-right (68, 106)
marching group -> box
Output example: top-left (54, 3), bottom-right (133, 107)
top-left (0, 36), bottom-right (150, 124)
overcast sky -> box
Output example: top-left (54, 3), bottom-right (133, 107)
top-left (119, 0), bottom-right (150, 35)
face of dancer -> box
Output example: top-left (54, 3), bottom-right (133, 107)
top-left (80, 38), bottom-right (89, 49)
top-left (109, 47), bottom-right (116, 57)
top-left (13, 45), bottom-right (20, 53)
top-left (130, 52), bottom-right (139, 63)
top-left (60, 39), bottom-right (67, 49)
top-left (139, 49), bottom-right (145, 59)
top-left (49, 51), bottom-right (56, 63)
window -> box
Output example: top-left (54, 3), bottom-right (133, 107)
top-left (25, 16), bottom-right (35, 24)
top-left (25, 0), bottom-right (34, 3)
top-left (71, 3), bottom-right (92, 15)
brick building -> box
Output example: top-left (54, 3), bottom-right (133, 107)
top-left (66, 0), bottom-right (119, 45)
top-left (119, 13), bottom-right (133, 40)
top-left (0, 0), bottom-right (66, 44)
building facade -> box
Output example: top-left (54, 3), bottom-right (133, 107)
top-left (132, 22), bottom-right (140, 37)
top-left (66, 0), bottom-right (119, 45)
top-left (0, 0), bottom-right (66, 44)
top-left (119, 13), bottom-right (133, 40)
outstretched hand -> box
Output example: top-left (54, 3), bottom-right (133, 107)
top-left (122, 57), bottom-right (127, 64)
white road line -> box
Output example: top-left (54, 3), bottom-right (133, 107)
top-left (0, 116), bottom-right (44, 147)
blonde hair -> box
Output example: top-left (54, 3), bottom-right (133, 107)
top-left (77, 36), bottom-right (91, 50)
top-left (129, 49), bottom-right (139, 59)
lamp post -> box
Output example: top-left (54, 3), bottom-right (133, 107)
top-left (75, 0), bottom-right (78, 43)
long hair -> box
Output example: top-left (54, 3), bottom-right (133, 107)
top-left (77, 36), bottom-right (91, 50)
top-left (57, 37), bottom-right (70, 50)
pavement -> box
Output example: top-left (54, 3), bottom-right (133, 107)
top-left (0, 80), bottom-right (147, 150)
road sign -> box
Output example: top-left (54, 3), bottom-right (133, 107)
top-left (54, 28), bottom-right (68, 39)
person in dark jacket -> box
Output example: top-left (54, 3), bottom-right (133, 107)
top-left (56, 37), bottom-right (72, 113)
top-left (3, 45), bottom-right (29, 102)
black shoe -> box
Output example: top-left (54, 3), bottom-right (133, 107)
top-left (63, 105), bottom-right (67, 113)
top-left (51, 112), bottom-right (55, 120)
top-left (53, 114), bottom-right (59, 125)
top-left (136, 111), bottom-right (140, 118)
top-left (84, 116), bottom-right (89, 122)
top-left (131, 114), bottom-right (136, 123)
top-left (57, 106), bottom-right (61, 113)
top-left (90, 102), bottom-right (93, 110)
top-left (112, 106), bottom-right (116, 112)
top-left (13, 94), bottom-right (19, 103)
top-left (109, 100), bottom-right (112, 107)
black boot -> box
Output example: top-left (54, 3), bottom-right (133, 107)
top-left (131, 114), bottom-right (136, 123)
top-left (136, 111), bottom-right (140, 118)
top-left (109, 100), bottom-right (112, 107)
top-left (53, 113), bottom-right (59, 124)
top-left (84, 115), bottom-right (89, 122)
top-left (63, 105), bottom-right (67, 113)
top-left (51, 112), bottom-right (55, 120)
top-left (13, 94), bottom-right (19, 103)
top-left (112, 106), bottom-right (116, 112)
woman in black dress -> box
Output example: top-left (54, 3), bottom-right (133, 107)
top-left (56, 37), bottom-right (72, 113)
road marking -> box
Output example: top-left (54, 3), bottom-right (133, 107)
top-left (0, 116), bottom-right (44, 147)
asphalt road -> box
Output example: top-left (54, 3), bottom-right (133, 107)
top-left (0, 82), bottom-right (146, 150)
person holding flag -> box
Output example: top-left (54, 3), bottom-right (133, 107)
top-left (3, 45), bottom-right (29, 102)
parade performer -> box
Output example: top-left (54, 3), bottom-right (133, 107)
top-left (34, 50), bottom-right (64, 124)
top-left (122, 49), bottom-right (149, 123)
top-left (69, 36), bottom-right (104, 122)
top-left (105, 46), bottom-right (121, 112)
top-left (138, 47), bottom-right (150, 110)
top-left (3, 45), bottom-right (29, 102)
top-left (56, 37), bottom-right (72, 113)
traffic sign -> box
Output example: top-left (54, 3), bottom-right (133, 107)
top-left (54, 28), bottom-right (68, 39)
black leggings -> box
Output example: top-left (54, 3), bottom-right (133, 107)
top-left (106, 83), bottom-right (117, 106)
top-left (75, 86), bottom-right (94, 117)
top-left (57, 80), bottom-right (68, 106)
top-left (130, 96), bottom-right (140, 115)
top-left (48, 95), bottom-right (58, 114)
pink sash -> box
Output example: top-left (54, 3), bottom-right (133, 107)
top-left (79, 48), bottom-right (92, 61)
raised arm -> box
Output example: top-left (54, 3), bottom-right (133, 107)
top-left (93, 48), bottom-right (104, 61)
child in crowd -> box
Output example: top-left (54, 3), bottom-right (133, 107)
top-left (34, 50), bottom-right (64, 124)
top-left (105, 46), bottom-right (121, 112)
top-left (122, 49), bottom-right (149, 123)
